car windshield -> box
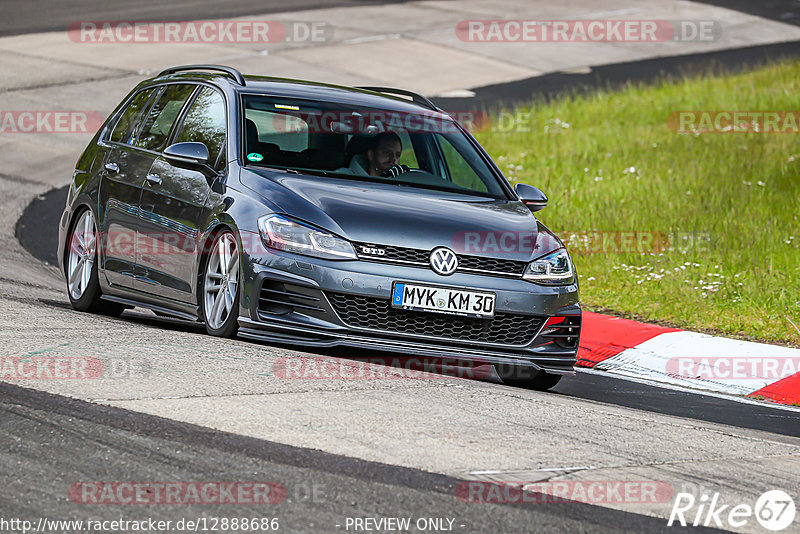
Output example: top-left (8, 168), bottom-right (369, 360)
top-left (240, 94), bottom-right (507, 198)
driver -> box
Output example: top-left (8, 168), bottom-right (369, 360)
top-left (339, 132), bottom-right (410, 177)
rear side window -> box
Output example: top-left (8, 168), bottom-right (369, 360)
top-left (109, 88), bottom-right (155, 144)
top-left (175, 87), bottom-right (227, 168)
top-left (135, 84), bottom-right (195, 152)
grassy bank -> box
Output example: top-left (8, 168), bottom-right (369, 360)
top-left (475, 60), bottom-right (800, 346)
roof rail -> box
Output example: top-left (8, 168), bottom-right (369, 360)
top-left (356, 86), bottom-right (438, 111)
top-left (157, 64), bottom-right (246, 86)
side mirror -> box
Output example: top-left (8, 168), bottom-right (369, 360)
top-left (514, 183), bottom-right (548, 212)
top-left (163, 142), bottom-right (213, 174)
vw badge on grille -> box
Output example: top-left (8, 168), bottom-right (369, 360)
top-left (430, 247), bottom-right (458, 276)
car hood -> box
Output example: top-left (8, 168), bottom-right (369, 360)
top-left (240, 169), bottom-right (563, 261)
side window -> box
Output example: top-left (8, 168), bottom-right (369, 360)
top-left (134, 84), bottom-right (195, 152)
top-left (109, 88), bottom-right (155, 144)
top-left (438, 135), bottom-right (489, 193)
top-left (175, 87), bottom-right (227, 168)
top-left (395, 130), bottom-right (419, 168)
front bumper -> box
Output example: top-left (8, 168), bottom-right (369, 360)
top-left (239, 251), bottom-right (581, 375)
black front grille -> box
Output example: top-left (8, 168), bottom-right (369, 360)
top-left (354, 242), bottom-right (527, 277)
top-left (457, 255), bottom-right (527, 275)
top-left (327, 292), bottom-right (545, 346)
top-left (362, 244), bottom-right (429, 264)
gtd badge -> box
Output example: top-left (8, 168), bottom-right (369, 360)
top-left (430, 247), bottom-right (458, 276)
top-left (359, 246), bottom-right (386, 256)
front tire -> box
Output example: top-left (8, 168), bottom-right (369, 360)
top-left (200, 230), bottom-right (240, 337)
top-left (65, 208), bottom-right (124, 317)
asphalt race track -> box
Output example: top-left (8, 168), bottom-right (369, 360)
top-left (2, 381), bottom-right (725, 533)
top-left (3, 1), bottom-right (800, 533)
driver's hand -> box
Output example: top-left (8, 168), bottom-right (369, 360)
top-left (381, 164), bottom-right (410, 178)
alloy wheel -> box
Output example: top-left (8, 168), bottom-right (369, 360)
top-left (67, 209), bottom-right (97, 300)
top-left (203, 232), bottom-right (240, 331)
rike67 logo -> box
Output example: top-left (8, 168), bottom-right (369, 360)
top-left (668, 489), bottom-right (796, 531)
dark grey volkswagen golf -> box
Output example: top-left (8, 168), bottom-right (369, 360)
top-left (58, 64), bottom-right (580, 390)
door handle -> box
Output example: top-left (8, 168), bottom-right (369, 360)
top-left (146, 173), bottom-right (162, 185)
top-left (104, 162), bottom-right (119, 174)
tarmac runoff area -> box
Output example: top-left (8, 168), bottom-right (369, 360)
top-left (2, 0), bottom-right (800, 530)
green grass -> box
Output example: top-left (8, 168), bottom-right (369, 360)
top-left (474, 61), bottom-right (800, 346)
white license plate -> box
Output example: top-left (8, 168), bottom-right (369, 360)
top-left (391, 282), bottom-right (495, 318)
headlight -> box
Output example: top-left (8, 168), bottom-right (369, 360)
top-left (258, 214), bottom-right (357, 260)
top-left (523, 249), bottom-right (574, 285)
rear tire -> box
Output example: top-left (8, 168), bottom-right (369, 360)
top-left (200, 230), bottom-right (240, 338)
top-left (65, 208), bottom-right (125, 317)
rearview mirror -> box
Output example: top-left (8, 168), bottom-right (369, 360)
top-left (163, 142), bottom-right (212, 173)
top-left (514, 183), bottom-right (548, 212)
